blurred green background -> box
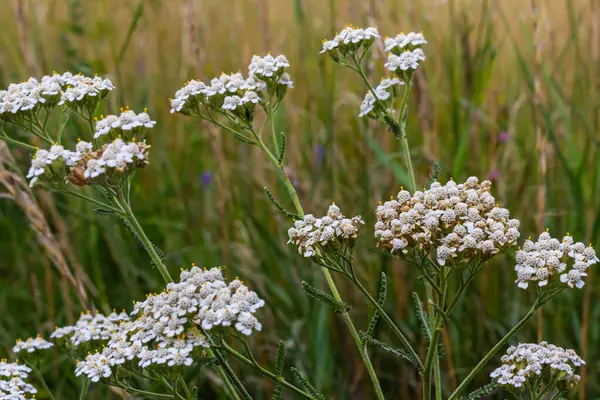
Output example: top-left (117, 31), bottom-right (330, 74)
top-left (0, 0), bottom-right (599, 398)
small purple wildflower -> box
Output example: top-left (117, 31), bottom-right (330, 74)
top-left (201, 171), bottom-right (213, 188)
top-left (498, 132), bottom-right (509, 143)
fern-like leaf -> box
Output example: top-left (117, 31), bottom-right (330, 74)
top-left (290, 368), bottom-right (325, 400)
top-left (366, 272), bottom-right (387, 336)
top-left (301, 281), bottom-right (351, 313)
top-left (277, 132), bottom-right (286, 164)
top-left (264, 187), bottom-right (302, 220)
top-left (412, 292), bottom-right (432, 341)
top-left (360, 331), bottom-right (423, 371)
top-left (460, 382), bottom-right (498, 400)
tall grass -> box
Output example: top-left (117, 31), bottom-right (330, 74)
top-left (0, 0), bottom-right (598, 398)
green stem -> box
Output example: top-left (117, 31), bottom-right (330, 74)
top-left (65, 189), bottom-right (126, 215)
top-left (78, 378), bottom-right (89, 400)
top-left (448, 300), bottom-right (541, 400)
top-left (422, 316), bottom-right (442, 400)
top-left (112, 382), bottom-right (174, 399)
top-left (0, 132), bottom-right (38, 151)
top-left (354, 278), bottom-right (423, 371)
top-left (221, 340), bottom-right (318, 400)
top-left (116, 193), bottom-right (173, 283)
top-left (269, 97), bottom-right (279, 152)
top-left (33, 368), bottom-right (56, 400)
top-left (255, 137), bottom-right (385, 398)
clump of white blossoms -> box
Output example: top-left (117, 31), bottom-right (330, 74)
top-left (383, 31), bottom-right (427, 78)
top-left (0, 360), bottom-right (38, 399)
top-left (375, 177), bottom-right (520, 265)
top-left (320, 25), bottom-right (380, 60)
top-left (75, 266), bottom-right (264, 383)
top-left (514, 232), bottom-right (598, 290)
top-left (51, 310), bottom-right (130, 348)
top-left (490, 342), bottom-right (584, 392)
top-left (288, 204), bottom-right (363, 259)
top-left (170, 56), bottom-right (292, 127)
top-left (13, 336), bottom-right (53, 355)
top-left (359, 78), bottom-right (405, 119)
top-left (94, 107), bottom-right (156, 140)
top-left (0, 72), bottom-right (114, 123)
top-left (58, 73), bottom-right (115, 110)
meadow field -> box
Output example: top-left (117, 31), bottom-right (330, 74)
top-left (0, 0), bottom-right (599, 398)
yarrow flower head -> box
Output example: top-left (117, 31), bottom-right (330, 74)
top-left (375, 177), bottom-right (520, 265)
top-left (58, 73), bottom-right (114, 111)
top-left (75, 266), bottom-right (264, 383)
top-left (26, 144), bottom-right (80, 188)
top-left (94, 107), bottom-right (156, 140)
top-left (383, 32), bottom-right (427, 54)
top-left (80, 138), bottom-right (149, 181)
top-left (13, 336), bottom-right (53, 355)
top-left (359, 78), bottom-right (405, 119)
top-left (320, 26), bottom-right (380, 61)
top-left (514, 231), bottom-right (597, 290)
top-left (490, 342), bottom-right (584, 392)
top-left (384, 49), bottom-right (426, 74)
top-left (288, 204), bottom-right (364, 262)
top-left (0, 360), bottom-right (38, 399)
top-left (51, 310), bottom-right (130, 348)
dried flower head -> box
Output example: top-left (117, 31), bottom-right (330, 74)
top-left (514, 232), bottom-right (597, 289)
top-left (490, 342), bottom-right (584, 392)
top-left (375, 177), bottom-right (520, 264)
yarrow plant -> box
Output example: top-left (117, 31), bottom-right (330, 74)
top-left (0, 360), bottom-right (39, 399)
top-left (490, 342), bottom-right (584, 398)
top-left (0, 24), bottom-right (595, 400)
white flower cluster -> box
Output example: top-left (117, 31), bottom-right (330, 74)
top-left (58, 73), bottom-right (114, 107)
top-left (26, 141), bottom-right (93, 187)
top-left (12, 336), bottom-right (53, 354)
top-left (320, 26), bottom-right (380, 55)
top-left (514, 232), bottom-right (598, 290)
top-left (83, 138), bottom-right (148, 179)
top-left (51, 310), bottom-right (130, 347)
top-left (0, 72), bottom-right (113, 120)
top-left (248, 54), bottom-right (290, 80)
top-left (0, 360), bottom-right (37, 399)
top-left (382, 31), bottom-right (427, 75)
top-left (170, 71), bottom-right (272, 116)
top-left (94, 109), bottom-right (156, 139)
top-left (359, 78), bottom-right (405, 118)
top-left (490, 342), bottom-right (584, 391)
top-left (384, 49), bottom-right (426, 73)
top-left (375, 177), bottom-right (520, 265)
top-left (383, 32), bottom-right (427, 53)
top-left (75, 266), bottom-right (264, 382)
top-left (288, 204), bottom-right (364, 258)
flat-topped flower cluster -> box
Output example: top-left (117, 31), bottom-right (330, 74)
top-left (0, 360), bottom-right (38, 399)
top-left (490, 342), bottom-right (584, 391)
top-left (12, 336), bottom-right (53, 355)
top-left (375, 177), bottom-right (520, 265)
top-left (51, 310), bottom-right (130, 348)
top-left (320, 25), bottom-right (380, 56)
top-left (26, 136), bottom-right (149, 188)
top-left (170, 54), bottom-right (292, 121)
top-left (515, 232), bottom-right (598, 290)
top-left (0, 72), bottom-right (113, 120)
top-left (75, 266), bottom-right (264, 382)
top-left (94, 108), bottom-right (156, 140)
top-left (288, 204), bottom-right (363, 258)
